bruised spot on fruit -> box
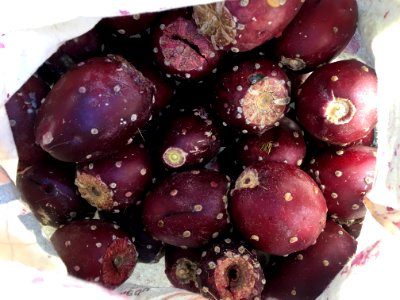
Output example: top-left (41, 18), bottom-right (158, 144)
top-left (163, 147), bottom-right (188, 168)
top-left (192, 3), bottom-right (237, 50)
top-left (235, 168), bottom-right (259, 190)
top-left (280, 56), bottom-right (306, 71)
top-left (325, 97), bottom-right (356, 125)
top-left (75, 173), bottom-right (114, 210)
top-left (175, 258), bottom-right (198, 284)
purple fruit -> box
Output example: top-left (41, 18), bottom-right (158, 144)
top-left (262, 220), bottom-right (357, 299)
top-left (231, 161), bottom-right (327, 256)
top-left (235, 117), bottom-right (306, 167)
top-left (35, 55), bottom-right (155, 163)
top-left (75, 142), bottom-right (153, 211)
top-left (342, 218), bottom-right (364, 239)
top-left (273, 0), bottom-right (358, 72)
top-left (306, 145), bottom-right (377, 221)
top-left (152, 10), bottom-right (223, 80)
top-left (98, 13), bottom-right (158, 37)
top-left (193, 0), bottom-right (305, 52)
top-left (165, 245), bottom-right (202, 293)
top-left (142, 169), bottom-right (231, 248)
top-left (296, 59), bottom-right (377, 145)
top-left (5, 75), bottom-right (50, 168)
top-left (159, 107), bottom-right (221, 169)
top-left (16, 159), bottom-right (95, 227)
top-left (51, 219), bottom-right (137, 288)
top-left (214, 56), bottom-right (290, 134)
top-left (196, 239), bottom-right (265, 300)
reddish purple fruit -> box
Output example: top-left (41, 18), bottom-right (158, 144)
top-left (159, 107), bottom-right (221, 169)
top-left (342, 218), bottom-right (364, 239)
top-left (152, 10), bottom-right (222, 80)
top-left (75, 142), bottom-right (153, 211)
top-left (35, 55), bottom-right (154, 163)
top-left (193, 0), bottom-right (305, 52)
top-left (214, 56), bottom-right (290, 134)
top-left (196, 239), bottom-right (265, 300)
top-left (231, 161), bottom-right (327, 256)
top-left (51, 219), bottom-right (137, 288)
top-left (142, 169), bottom-right (231, 248)
top-left (5, 75), bottom-right (50, 168)
top-left (16, 159), bottom-right (95, 227)
top-left (165, 245), bottom-right (202, 293)
top-left (273, 0), bottom-right (358, 72)
top-left (262, 220), bottom-right (357, 299)
top-left (306, 145), bottom-right (377, 221)
top-left (296, 59), bottom-right (377, 145)
top-left (99, 13), bottom-right (158, 37)
top-left (234, 117), bottom-right (306, 167)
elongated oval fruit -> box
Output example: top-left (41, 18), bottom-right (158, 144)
top-left (214, 56), bottom-right (290, 134)
top-left (231, 161), bottom-right (327, 256)
top-left (35, 55), bottom-right (154, 162)
top-left (273, 0), bottom-right (358, 72)
top-left (51, 219), bottom-right (137, 288)
top-left (193, 0), bottom-right (305, 52)
top-left (296, 59), bottom-right (377, 145)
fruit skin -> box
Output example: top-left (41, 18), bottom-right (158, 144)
top-left (98, 13), bottom-right (158, 37)
top-left (231, 161), bottom-right (327, 256)
top-left (35, 55), bottom-right (155, 163)
top-left (234, 117), bottom-right (306, 167)
top-left (273, 0), bottom-right (358, 72)
top-left (75, 142), bottom-right (153, 211)
top-left (214, 56), bottom-right (290, 134)
top-left (50, 219), bottom-right (137, 289)
top-left (196, 238), bottom-right (265, 300)
top-left (16, 159), bottom-right (95, 227)
top-left (142, 169), bottom-right (231, 248)
top-left (296, 59), bottom-right (377, 145)
top-left (262, 220), bottom-right (357, 300)
top-left (164, 245), bottom-right (202, 293)
top-left (5, 75), bottom-right (50, 168)
top-left (152, 10), bottom-right (222, 80)
top-left (193, 0), bottom-right (305, 52)
top-left (159, 107), bottom-right (221, 169)
top-left (306, 145), bottom-right (377, 221)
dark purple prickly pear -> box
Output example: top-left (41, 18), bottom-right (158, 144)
top-left (296, 59), bottom-right (377, 145)
top-left (214, 56), bottom-right (290, 134)
top-left (193, 0), bottom-right (305, 52)
top-left (306, 145), bottom-right (377, 222)
top-left (50, 219), bottom-right (137, 288)
top-left (159, 107), bottom-right (221, 169)
top-left (75, 142), bottom-right (153, 211)
top-left (235, 117), bottom-right (306, 167)
top-left (196, 238), bottom-right (265, 300)
top-left (142, 169), bottom-right (231, 248)
top-left (262, 220), bottom-right (357, 299)
top-left (35, 55), bottom-right (155, 163)
top-left (16, 159), bottom-right (95, 227)
top-left (231, 161), bottom-right (327, 256)
top-left (98, 13), bottom-right (158, 37)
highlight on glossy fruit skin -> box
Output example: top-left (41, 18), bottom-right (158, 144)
top-left (306, 145), bottom-right (377, 222)
top-left (51, 219), bottom-right (137, 289)
top-left (142, 169), bottom-right (231, 248)
top-left (214, 56), bottom-right (290, 134)
top-left (262, 220), bottom-right (357, 300)
top-left (164, 245), bottom-right (202, 293)
top-left (196, 238), bottom-right (265, 300)
top-left (16, 159), bottom-right (95, 227)
top-left (235, 117), bottom-right (306, 167)
top-left (273, 0), bottom-right (358, 72)
top-left (192, 0), bottom-right (304, 53)
top-left (35, 55), bottom-right (155, 163)
top-left (159, 107), bottom-right (221, 169)
top-left (152, 10), bottom-right (222, 80)
top-left (5, 75), bottom-right (50, 168)
top-left (296, 59), bottom-right (377, 146)
top-left (231, 161), bottom-right (327, 256)
top-left (75, 142), bottom-right (153, 212)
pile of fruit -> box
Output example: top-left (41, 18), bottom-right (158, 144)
top-left (6, 0), bottom-right (378, 299)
